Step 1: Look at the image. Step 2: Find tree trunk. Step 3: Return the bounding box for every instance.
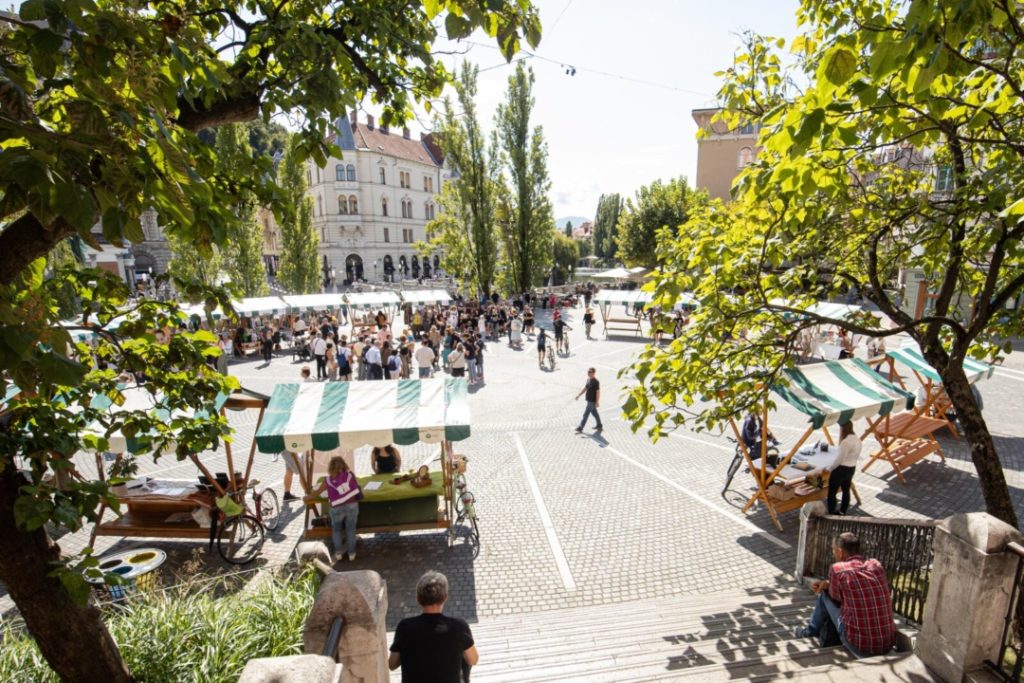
[939,363,1019,528]
[0,465,132,682]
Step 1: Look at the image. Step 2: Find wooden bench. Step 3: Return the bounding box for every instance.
[602,317,643,336]
[862,412,947,482]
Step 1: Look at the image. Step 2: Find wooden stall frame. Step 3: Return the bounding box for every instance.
[90,393,269,546]
[595,300,643,337]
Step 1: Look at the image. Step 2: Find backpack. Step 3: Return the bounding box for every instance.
[388,356,399,372]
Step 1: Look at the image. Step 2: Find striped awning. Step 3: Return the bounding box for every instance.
[84,387,228,454]
[401,289,453,305]
[179,303,225,321]
[232,296,289,316]
[343,291,401,310]
[887,344,994,385]
[773,358,915,429]
[593,289,652,305]
[282,293,346,312]
[255,377,471,453]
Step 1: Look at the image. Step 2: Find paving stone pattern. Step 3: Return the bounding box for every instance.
[3,305,1023,636]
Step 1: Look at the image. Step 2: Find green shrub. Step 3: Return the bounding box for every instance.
[0,570,319,683]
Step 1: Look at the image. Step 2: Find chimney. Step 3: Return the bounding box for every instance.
[366,114,374,130]
[403,127,410,140]
[349,110,357,125]
[380,124,389,135]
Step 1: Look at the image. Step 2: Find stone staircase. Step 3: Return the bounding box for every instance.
[388,587,941,682]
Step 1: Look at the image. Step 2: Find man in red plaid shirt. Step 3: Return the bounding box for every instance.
[795,532,896,657]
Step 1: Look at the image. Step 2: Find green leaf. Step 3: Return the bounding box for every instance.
[52,182,98,232]
[18,0,45,20]
[818,46,857,88]
[34,348,88,386]
[58,570,92,606]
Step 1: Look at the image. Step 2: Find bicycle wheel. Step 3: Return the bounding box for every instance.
[547,350,555,371]
[723,452,743,495]
[217,515,264,564]
[259,488,281,531]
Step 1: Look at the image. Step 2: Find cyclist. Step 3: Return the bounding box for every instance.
[741,411,778,462]
[536,328,548,367]
[553,316,571,353]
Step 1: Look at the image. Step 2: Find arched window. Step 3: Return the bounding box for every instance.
[346,164,356,181]
[335,164,344,181]
[737,146,755,168]
[349,196,358,214]
[317,195,323,216]
[379,167,386,184]
[433,255,440,271]
[316,167,321,184]
[307,168,312,185]
[338,196,347,214]
[411,255,420,278]
[407,201,414,219]
[381,197,388,217]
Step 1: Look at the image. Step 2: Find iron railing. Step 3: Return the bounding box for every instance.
[986,542,1024,682]
[805,515,935,625]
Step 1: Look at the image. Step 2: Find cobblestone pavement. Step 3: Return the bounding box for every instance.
[4,305,1024,630]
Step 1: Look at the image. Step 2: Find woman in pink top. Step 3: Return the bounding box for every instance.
[307,456,361,562]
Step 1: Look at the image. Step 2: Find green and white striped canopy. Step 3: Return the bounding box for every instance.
[84,387,228,454]
[773,358,915,429]
[401,289,453,305]
[343,292,401,310]
[233,296,289,317]
[179,302,225,321]
[255,377,471,454]
[282,293,346,312]
[887,344,994,385]
[593,289,652,305]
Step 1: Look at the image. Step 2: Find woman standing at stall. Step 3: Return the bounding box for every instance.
[371,445,402,474]
[306,456,361,562]
[826,421,862,515]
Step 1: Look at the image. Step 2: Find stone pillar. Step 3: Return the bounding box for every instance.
[304,570,389,683]
[795,501,827,582]
[916,513,1024,682]
[238,654,337,683]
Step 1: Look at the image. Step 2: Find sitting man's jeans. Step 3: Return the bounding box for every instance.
[805,591,870,658]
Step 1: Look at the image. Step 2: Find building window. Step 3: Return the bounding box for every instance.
[346,164,356,181]
[336,164,344,181]
[381,197,388,216]
[935,164,954,193]
[316,167,321,184]
[307,168,312,185]
[349,196,358,214]
[317,195,323,216]
[338,196,348,214]
[737,147,755,168]
[738,122,758,135]
[402,228,414,243]
[383,227,390,243]
[424,202,435,220]
[423,176,429,192]
[379,167,386,184]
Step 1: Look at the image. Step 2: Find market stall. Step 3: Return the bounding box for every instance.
[343,291,401,328]
[592,289,651,336]
[253,377,470,539]
[89,387,270,562]
[282,293,347,315]
[731,358,916,530]
[400,289,453,306]
[859,344,994,480]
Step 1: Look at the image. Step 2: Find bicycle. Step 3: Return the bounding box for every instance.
[723,436,780,495]
[545,343,556,371]
[216,479,280,564]
[557,331,570,356]
[449,456,479,557]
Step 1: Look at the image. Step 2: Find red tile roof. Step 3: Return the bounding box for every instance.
[352,123,441,167]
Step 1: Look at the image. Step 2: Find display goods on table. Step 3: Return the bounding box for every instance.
[731,358,915,530]
[592,289,651,337]
[254,377,471,540]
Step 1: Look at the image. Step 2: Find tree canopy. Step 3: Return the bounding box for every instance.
[275,135,321,295]
[592,193,621,260]
[614,178,706,269]
[623,0,1024,528]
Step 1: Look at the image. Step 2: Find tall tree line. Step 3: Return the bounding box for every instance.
[276,136,321,294]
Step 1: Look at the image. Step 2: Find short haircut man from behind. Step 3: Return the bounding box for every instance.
[417,570,448,607]
[835,532,860,556]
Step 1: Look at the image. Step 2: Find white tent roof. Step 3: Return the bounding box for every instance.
[401,289,453,305]
[282,293,346,312]
[593,289,653,305]
[344,291,401,309]
[592,267,633,280]
[233,296,289,316]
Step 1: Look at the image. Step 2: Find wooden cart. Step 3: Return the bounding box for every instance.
[253,377,471,543]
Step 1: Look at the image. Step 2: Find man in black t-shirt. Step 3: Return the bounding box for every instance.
[574,367,603,433]
[389,571,478,683]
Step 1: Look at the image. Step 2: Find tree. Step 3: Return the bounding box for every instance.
[168,230,224,290]
[623,0,1024,528]
[592,193,622,259]
[614,178,706,268]
[424,64,498,296]
[495,64,555,293]
[552,231,579,285]
[0,2,541,680]
[564,220,573,237]
[276,136,321,295]
[215,124,268,297]
[46,240,81,320]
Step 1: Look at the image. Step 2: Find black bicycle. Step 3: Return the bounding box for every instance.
[723,436,780,495]
[216,479,280,564]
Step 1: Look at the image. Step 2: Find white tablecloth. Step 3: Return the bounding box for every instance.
[752,444,840,482]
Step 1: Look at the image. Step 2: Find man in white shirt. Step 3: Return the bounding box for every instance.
[414,340,436,379]
[311,333,328,380]
[293,317,308,334]
[365,340,383,380]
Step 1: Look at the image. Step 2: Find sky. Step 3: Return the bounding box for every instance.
[363,0,804,221]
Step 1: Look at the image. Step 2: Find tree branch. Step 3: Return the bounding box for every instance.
[0,214,75,288]
[174,91,261,132]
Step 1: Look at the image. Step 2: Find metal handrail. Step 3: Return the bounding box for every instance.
[986,543,1024,681]
[321,616,345,660]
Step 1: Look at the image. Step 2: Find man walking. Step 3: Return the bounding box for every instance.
[311,331,328,380]
[575,367,603,433]
[794,532,895,658]
[365,339,383,380]
[390,571,478,682]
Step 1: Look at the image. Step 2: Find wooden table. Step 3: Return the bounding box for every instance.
[94,479,213,540]
[748,446,861,520]
[862,412,947,483]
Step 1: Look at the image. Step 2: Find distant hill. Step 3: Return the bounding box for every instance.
[556,216,590,229]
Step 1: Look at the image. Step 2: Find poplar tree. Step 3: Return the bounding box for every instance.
[276,137,321,294]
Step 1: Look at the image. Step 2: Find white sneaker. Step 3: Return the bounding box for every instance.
[347,552,356,561]
[332,552,343,562]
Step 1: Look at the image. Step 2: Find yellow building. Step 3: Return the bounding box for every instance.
[691,108,759,202]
